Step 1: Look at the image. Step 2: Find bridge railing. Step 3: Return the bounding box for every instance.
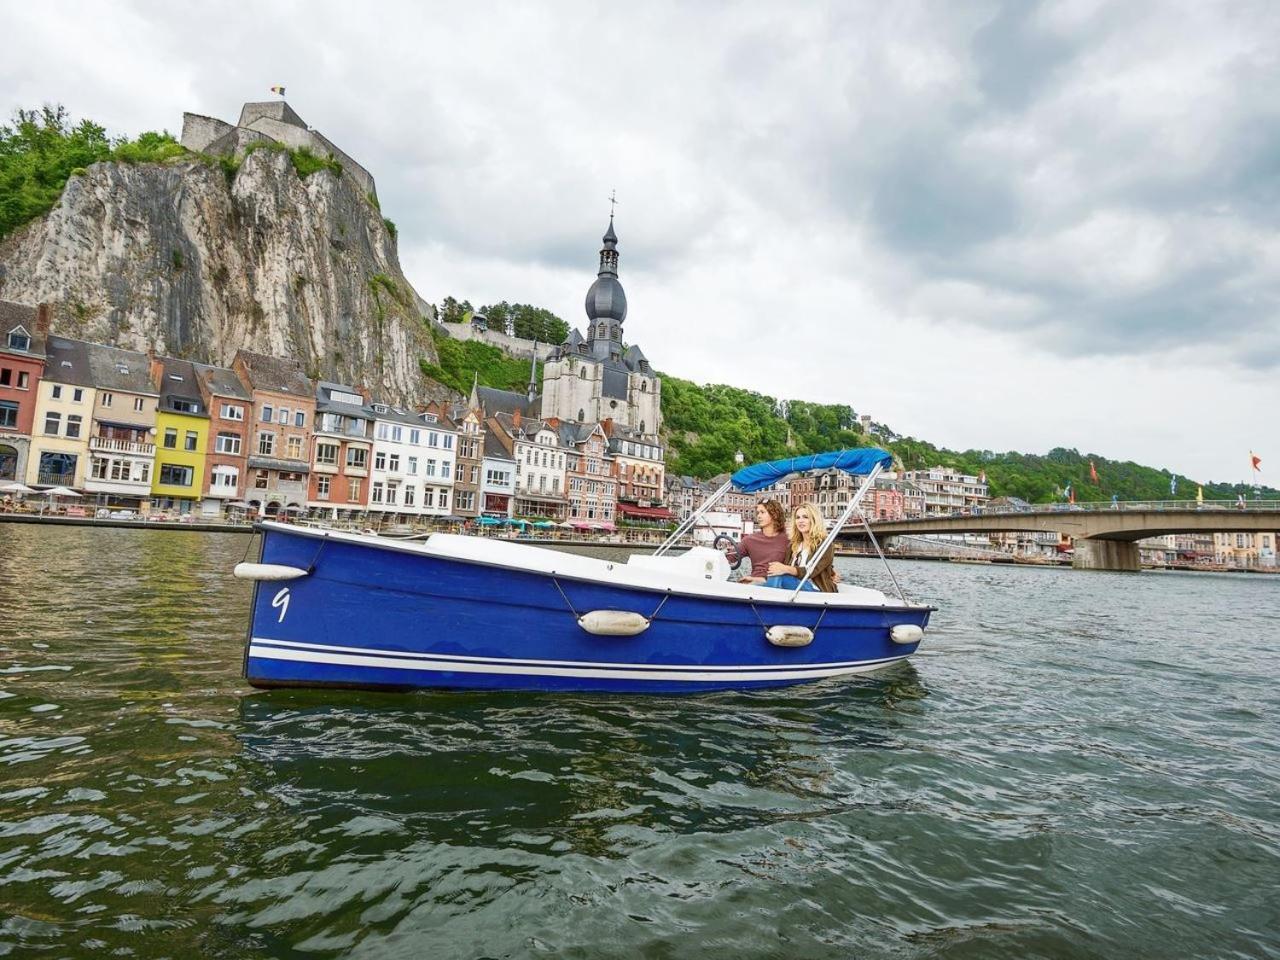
[859,498,1280,524]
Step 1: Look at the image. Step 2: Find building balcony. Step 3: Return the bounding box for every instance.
[313,461,339,475]
[90,435,155,456]
[37,470,78,486]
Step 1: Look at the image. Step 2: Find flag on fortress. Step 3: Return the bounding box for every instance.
[1251,451,1262,471]
[1089,460,1098,482]
[979,470,986,484]
[270,85,286,96]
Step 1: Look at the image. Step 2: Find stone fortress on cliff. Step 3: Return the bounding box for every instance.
[179,100,377,200]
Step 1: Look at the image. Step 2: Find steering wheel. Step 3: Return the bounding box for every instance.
[712,533,744,571]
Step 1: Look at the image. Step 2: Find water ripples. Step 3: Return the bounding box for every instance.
[1,526,1278,957]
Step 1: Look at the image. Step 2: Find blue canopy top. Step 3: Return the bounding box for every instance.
[730,448,894,493]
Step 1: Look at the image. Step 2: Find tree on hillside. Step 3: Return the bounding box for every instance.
[436,296,474,324]
[0,105,182,240]
[479,301,569,344]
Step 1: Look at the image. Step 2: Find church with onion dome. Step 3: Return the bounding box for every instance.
[539,217,662,439]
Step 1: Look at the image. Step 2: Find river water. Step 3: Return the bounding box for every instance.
[0,525,1276,959]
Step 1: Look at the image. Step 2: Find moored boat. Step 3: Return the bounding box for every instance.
[238,449,935,693]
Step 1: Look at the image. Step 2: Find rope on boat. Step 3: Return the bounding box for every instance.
[554,579,673,636]
[304,537,327,574]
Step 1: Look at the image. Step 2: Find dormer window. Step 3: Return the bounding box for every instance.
[6,327,31,352]
[372,403,389,414]
[422,413,438,423]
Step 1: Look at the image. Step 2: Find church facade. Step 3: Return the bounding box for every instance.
[539,219,662,438]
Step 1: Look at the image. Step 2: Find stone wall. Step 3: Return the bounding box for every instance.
[180,105,379,201]
[180,114,235,153]
[439,322,556,361]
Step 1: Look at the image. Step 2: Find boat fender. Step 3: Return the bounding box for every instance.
[577,610,651,637]
[233,563,310,581]
[890,624,924,645]
[766,625,814,648]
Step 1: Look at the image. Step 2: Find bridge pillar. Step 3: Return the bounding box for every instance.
[1073,539,1141,572]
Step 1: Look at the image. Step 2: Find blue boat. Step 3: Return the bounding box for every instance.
[238,449,934,693]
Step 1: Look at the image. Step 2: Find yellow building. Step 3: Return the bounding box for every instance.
[149,358,210,514]
[25,336,95,488]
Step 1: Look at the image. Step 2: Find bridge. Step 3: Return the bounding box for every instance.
[853,500,1280,571]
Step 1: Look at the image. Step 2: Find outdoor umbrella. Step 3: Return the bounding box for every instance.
[477,516,503,526]
[533,520,555,528]
[0,481,35,494]
[44,486,82,498]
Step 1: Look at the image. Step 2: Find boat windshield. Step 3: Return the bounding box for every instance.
[730,448,893,493]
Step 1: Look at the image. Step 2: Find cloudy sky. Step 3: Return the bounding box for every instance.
[3,1,1277,484]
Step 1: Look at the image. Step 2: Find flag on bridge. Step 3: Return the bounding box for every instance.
[1251,451,1262,472]
[1090,461,1099,483]
[1196,486,1204,504]
[1170,476,1177,496]
[1064,483,1074,504]
[979,470,986,484]
[270,85,286,97]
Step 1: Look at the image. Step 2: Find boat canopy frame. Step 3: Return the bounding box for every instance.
[654,448,907,603]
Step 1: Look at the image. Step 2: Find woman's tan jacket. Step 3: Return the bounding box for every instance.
[790,542,838,593]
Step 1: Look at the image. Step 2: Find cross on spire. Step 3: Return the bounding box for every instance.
[608,189,618,219]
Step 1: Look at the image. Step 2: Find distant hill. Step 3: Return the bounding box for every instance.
[423,328,1277,502]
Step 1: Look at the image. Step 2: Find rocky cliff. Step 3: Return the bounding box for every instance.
[0,149,440,403]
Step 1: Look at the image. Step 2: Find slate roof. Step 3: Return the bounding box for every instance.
[234,350,313,397]
[482,430,515,462]
[155,358,207,415]
[0,300,46,358]
[83,342,156,394]
[474,385,537,418]
[313,380,372,420]
[192,361,251,400]
[553,419,602,449]
[368,400,456,431]
[41,336,94,387]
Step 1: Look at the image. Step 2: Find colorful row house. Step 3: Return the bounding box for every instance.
[0,302,47,485]
[368,403,457,519]
[479,431,517,518]
[28,336,97,489]
[149,357,210,514]
[488,411,569,520]
[85,343,159,509]
[309,381,373,519]
[196,362,253,513]
[233,352,315,518]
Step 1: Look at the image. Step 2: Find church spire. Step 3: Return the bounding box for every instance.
[598,215,619,278]
[527,343,539,402]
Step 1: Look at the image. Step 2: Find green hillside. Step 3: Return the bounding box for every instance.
[420,331,1275,503]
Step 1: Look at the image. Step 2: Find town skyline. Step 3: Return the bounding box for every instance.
[1,2,1276,483]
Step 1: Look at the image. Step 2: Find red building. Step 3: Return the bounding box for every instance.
[195,362,253,515]
[0,301,48,484]
[308,381,373,519]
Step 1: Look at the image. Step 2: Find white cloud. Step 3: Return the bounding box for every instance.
[1,0,1277,483]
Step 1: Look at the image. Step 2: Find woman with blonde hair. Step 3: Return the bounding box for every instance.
[766,502,838,592]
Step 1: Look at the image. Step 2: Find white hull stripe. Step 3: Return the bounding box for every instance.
[250,636,909,674]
